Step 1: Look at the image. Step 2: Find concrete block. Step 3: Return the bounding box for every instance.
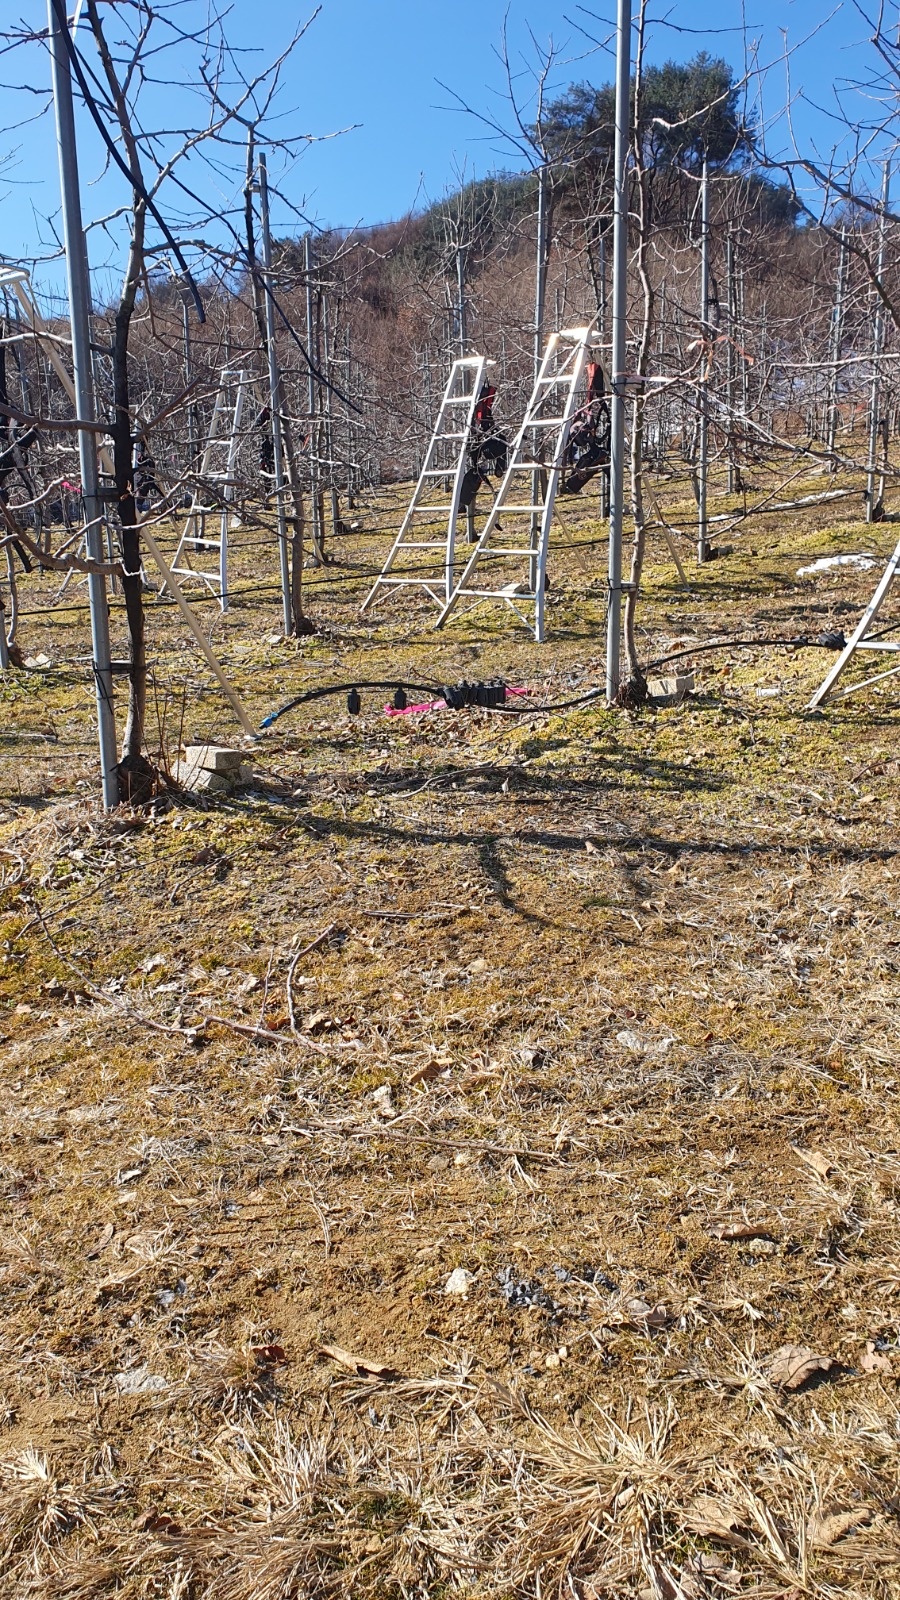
[183,745,246,774]
[175,745,252,792]
[647,672,694,707]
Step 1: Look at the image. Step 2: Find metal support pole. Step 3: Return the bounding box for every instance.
[454,245,476,540]
[599,225,611,517]
[304,233,324,563]
[739,263,749,425]
[534,166,548,383]
[697,157,710,562]
[867,165,890,521]
[532,164,549,542]
[606,0,630,705]
[825,227,848,462]
[48,0,118,809]
[182,295,198,475]
[456,245,467,357]
[725,228,737,494]
[258,153,293,636]
[321,292,341,541]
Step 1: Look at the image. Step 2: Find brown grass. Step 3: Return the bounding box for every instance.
[0,468,898,1596]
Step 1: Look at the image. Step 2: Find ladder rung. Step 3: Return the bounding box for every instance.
[495,504,545,514]
[410,504,453,513]
[396,540,448,549]
[525,416,568,427]
[421,468,458,477]
[377,578,444,589]
[444,396,475,405]
[458,587,536,600]
[477,547,536,557]
[433,432,467,442]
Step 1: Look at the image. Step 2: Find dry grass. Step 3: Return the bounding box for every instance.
[0,467,898,1596]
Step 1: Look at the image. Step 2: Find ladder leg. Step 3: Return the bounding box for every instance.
[363,356,488,614]
[808,533,900,707]
[437,330,593,635]
[220,507,229,611]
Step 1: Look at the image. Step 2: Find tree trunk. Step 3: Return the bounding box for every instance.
[113,293,146,761]
[621,1,654,701]
[87,1,151,792]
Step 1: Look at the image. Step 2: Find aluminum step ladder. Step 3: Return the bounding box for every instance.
[808,533,900,706]
[435,327,599,642]
[168,367,249,610]
[360,355,491,612]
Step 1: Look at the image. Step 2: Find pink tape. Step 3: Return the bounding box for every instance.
[384,698,446,717]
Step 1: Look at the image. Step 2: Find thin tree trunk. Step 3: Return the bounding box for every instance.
[87,0,148,774]
[622,0,654,697]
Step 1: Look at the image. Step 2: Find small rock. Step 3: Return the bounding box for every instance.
[113,1365,168,1395]
[444,1268,475,1297]
[371,1083,395,1118]
[115,1165,145,1186]
[616,1029,644,1053]
[426,1154,450,1173]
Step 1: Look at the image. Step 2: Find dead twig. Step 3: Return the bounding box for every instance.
[286,924,337,1033]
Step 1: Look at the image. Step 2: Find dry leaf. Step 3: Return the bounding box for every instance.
[133,1506,180,1534]
[408,1061,445,1085]
[711,1221,775,1241]
[769,1343,835,1390]
[792,1145,833,1179]
[85,1222,115,1260]
[304,1010,331,1034]
[860,1340,894,1376]
[250,1343,287,1365]
[623,1297,668,1328]
[807,1507,871,1547]
[318,1343,397,1379]
[684,1494,746,1543]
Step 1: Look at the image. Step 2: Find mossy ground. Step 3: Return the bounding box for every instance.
[0,466,898,1596]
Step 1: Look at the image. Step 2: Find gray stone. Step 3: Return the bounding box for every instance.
[175,745,252,793]
[183,744,246,774]
[647,672,694,706]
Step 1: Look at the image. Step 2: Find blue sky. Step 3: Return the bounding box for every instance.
[0,0,890,304]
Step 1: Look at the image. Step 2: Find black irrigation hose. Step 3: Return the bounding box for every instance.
[260,679,443,728]
[646,633,851,671]
[461,632,852,719]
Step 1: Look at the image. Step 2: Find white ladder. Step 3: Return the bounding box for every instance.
[169,367,249,610]
[808,534,900,707]
[435,327,598,642]
[360,355,491,612]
